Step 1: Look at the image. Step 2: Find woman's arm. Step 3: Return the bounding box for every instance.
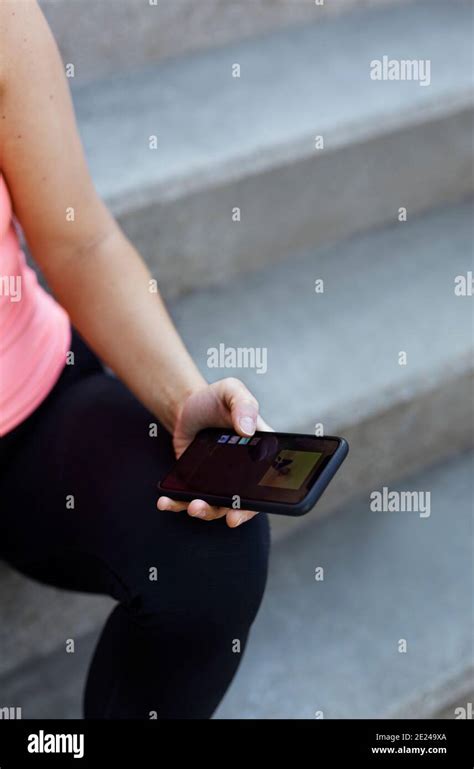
[0,1,270,527]
[0,0,207,433]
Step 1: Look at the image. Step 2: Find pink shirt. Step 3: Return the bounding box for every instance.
[0,173,71,436]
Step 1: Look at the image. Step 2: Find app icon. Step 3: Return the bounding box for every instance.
[228,436,240,444]
[239,437,251,445]
[218,434,230,443]
[250,437,261,446]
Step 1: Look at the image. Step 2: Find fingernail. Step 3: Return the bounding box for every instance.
[235,514,245,526]
[191,508,206,518]
[239,416,255,436]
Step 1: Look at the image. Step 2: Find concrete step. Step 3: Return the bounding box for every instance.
[214,451,474,718]
[70,0,473,297]
[1,451,471,718]
[2,199,471,683]
[40,0,409,85]
[169,200,474,537]
[0,563,113,680]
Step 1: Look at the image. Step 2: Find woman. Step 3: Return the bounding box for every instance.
[0,1,270,718]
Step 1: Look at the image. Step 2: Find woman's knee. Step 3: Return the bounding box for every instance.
[127,511,271,636]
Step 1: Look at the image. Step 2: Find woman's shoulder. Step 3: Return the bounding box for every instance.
[0,1,48,83]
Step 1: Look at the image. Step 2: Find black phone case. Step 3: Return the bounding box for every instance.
[157,433,349,516]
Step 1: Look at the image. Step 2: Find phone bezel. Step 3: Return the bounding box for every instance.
[157,429,349,516]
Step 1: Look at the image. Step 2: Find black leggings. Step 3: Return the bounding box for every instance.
[0,329,270,719]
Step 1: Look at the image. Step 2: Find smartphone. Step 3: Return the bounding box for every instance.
[157,428,349,516]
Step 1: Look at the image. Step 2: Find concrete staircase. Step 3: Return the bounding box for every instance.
[1,0,472,718]
[67,0,473,297]
[1,452,472,718]
[215,452,474,719]
[41,0,412,85]
[170,200,474,541]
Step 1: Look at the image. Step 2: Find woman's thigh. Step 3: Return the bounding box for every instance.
[0,371,271,628]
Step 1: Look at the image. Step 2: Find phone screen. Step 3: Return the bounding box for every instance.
[160,429,341,505]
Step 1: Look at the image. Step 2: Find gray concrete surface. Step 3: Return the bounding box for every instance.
[0,566,113,680]
[70,0,473,296]
[1,0,471,718]
[435,694,474,720]
[1,452,471,719]
[0,628,100,719]
[40,0,411,85]
[2,200,472,679]
[170,200,474,537]
[215,451,474,718]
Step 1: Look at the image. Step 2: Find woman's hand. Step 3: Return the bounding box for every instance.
[157,377,273,527]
